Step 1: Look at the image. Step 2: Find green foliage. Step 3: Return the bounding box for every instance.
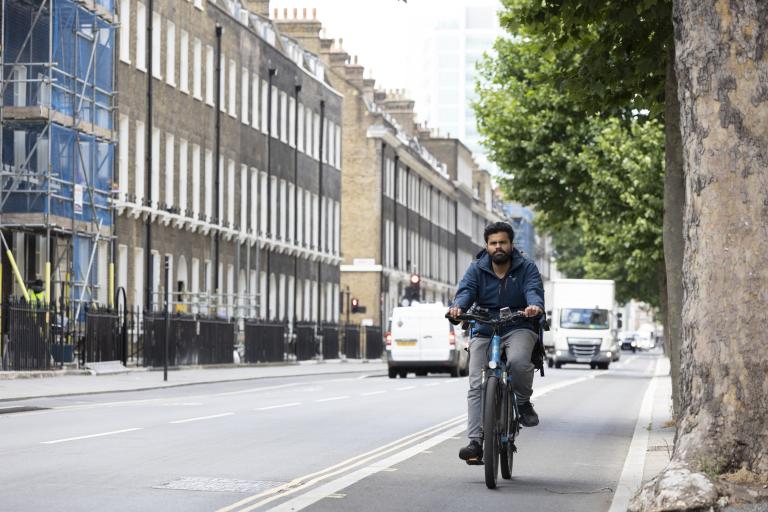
[475,26,665,306]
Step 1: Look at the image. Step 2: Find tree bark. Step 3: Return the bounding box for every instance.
[674,0,768,475]
[663,41,685,420]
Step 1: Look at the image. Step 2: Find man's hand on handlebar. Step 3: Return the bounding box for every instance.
[448,306,463,319]
[522,305,543,318]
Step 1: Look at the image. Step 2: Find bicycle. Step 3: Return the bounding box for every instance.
[447,307,530,489]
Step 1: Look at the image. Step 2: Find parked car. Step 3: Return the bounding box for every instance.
[386,303,469,378]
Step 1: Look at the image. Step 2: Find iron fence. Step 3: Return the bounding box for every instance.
[142,313,235,368]
[365,326,384,360]
[322,325,340,360]
[294,322,317,361]
[82,306,121,364]
[244,321,285,363]
[1,300,53,371]
[343,325,361,359]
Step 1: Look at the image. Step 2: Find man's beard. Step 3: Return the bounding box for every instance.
[492,250,511,264]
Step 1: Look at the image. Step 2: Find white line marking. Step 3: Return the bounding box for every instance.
[41,428,143,445]
[608,357,664,512]
[169,412,234,424]
[215,415,466,512]
[395,386,415,391]
[360,391,386,397]
[314,396,350,403]
[256,403,301,411]
[266,423,468,512]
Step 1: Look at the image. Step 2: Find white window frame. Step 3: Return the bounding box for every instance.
[241,68,249,124]
[118,115,129,201]
[151,11,161,79]
[205,45,214,105]
[119,0,131,64]
[227,159,235,227]
[259,171,268,235]
[202,149,211,220]
[240,164,248,232]
[219,55,226,112]
[269,176,277,237]
[135,2,146,72]
[150,127,160,208]
[164,132,174,208]
[165,20,175,86]
[179,139,188,214]
[191,144,201,218]
[280,91,288,143]
[287,182,295,242]
[192,38,202,100]
[228,59,236,117]
[250,168,258,233]
[335,124,341,168]
[260,80,268,133]
[133,121,147,206]
[279,179,287,241]
[179,30,189,93]
[251,74,259,130]
[297,102,304,153]
[270,86,278,137]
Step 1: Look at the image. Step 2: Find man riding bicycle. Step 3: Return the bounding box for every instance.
[448,222,545,462]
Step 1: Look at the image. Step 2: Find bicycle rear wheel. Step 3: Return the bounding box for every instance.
[483,376,500,489]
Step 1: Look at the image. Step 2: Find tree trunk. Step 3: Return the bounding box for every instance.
[674,0,768,476]
[663,41,685,421]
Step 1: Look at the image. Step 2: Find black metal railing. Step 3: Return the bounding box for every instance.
[1,300,53,371]
[365,326,384,360]
[142,312,235,368]
[322,324,340,360]
[294,322,317,361]
[343,325,361,359]
[82,306,121,364]
[244,321,285,363]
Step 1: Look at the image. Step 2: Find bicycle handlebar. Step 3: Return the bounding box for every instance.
[445,310,527,327]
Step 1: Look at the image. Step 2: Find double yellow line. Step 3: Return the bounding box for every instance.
[216,414,467,512]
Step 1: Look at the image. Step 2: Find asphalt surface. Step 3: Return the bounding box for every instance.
[0,352,660,512]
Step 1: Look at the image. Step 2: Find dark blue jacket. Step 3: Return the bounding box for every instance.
[451,248,545,337]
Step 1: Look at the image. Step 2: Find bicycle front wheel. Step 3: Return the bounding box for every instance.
[483,376,500,489]
[500,384,513,480]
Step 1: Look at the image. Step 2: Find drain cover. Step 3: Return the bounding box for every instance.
[0,406,49,415]
[155,477,284,494]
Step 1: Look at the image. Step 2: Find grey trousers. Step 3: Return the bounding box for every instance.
[467,328,538,441]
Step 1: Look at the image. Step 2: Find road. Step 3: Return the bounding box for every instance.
[0,352,660,511]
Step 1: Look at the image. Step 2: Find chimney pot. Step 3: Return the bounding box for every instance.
[293,8,297,18]
[312,7,317,19]
[273,7,278,18]
[283,7,288,18]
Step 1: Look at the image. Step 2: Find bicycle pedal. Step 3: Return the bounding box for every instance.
[465,458,483,466]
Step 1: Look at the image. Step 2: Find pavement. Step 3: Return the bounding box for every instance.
[0,359,387,402]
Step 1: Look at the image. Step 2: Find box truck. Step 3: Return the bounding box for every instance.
[544,279,619,369]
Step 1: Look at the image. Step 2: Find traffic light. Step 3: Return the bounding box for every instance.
[404,274,421,305]
[351,297,366,314]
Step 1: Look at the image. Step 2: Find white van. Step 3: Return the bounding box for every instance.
[386,303,469,378]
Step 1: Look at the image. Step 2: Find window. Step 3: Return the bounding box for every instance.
[227,159,235,227]
[297,103,304,152]
[119,0,130,63]
[327,122,334,166]
[322,119,329,163]
[240,164,247,231]
[178,139,188,213]
[219,55,226,112]
[133,121,147,205]
[118,244,128,297]
[241,68,249,124]
[280,91,288,143]
[151,127,160,208]
[334,201,340,255]
[165,21,175,86]
[259,171,267,235]
[228,59,236,117]
[135,2,146,71]
[279,179,287,240]
[287,182,295,242]
[164,133,174,208]
[193,0,203,10]
[118,115,129,201]
[269,176,277,236]
[251,74,259,130]
[205,46,214,105]
[313,111,320,159]
[218,157,224,222]
[335,125,341,168]
[250,168,258,233]
[191,144,200,217]
[304,190,312,247]
[296,187,304,245]
[259,271,267,318]
[192,38,202,99]
[151,12,161,79]
[260,80,268,133]
[288,97,296,147]
[305,106,313,156]
[202,150,211,220]
[270,86,278,136]
[133,247,144,310]
[179,30,189,93]
[312,193,319,249]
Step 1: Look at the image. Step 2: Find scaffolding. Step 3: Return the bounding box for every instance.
[0,0,116,312]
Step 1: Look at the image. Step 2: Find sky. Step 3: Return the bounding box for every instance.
[269,0,462,95]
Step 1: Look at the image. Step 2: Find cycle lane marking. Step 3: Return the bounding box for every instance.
[169,413,235,424]
[255,403,302,411]
[41,428,143,445]
[214,414,467,512]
